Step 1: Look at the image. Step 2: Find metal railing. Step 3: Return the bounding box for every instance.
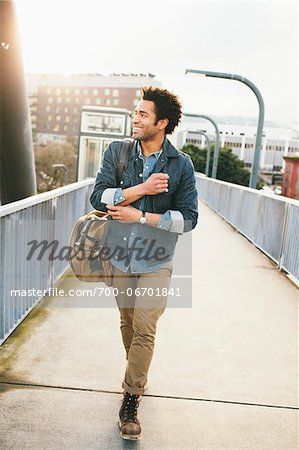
[0,175,298,345]
[196,173,299,285]
[0,180,94,344]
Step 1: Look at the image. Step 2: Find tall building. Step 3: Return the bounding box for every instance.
[26,73,161,143]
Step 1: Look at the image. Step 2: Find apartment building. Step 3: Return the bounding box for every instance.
[26,73,161,142]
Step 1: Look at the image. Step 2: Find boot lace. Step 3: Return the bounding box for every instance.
[123,393,140,423]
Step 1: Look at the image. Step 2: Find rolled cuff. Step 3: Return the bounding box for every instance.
[168,210,185,234]
[158,210,184,234]
[101,188,124,205]
[158,210,172,231]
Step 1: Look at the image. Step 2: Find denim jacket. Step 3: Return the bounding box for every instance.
[89,138,198,273]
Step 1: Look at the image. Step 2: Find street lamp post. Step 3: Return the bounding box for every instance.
[184,113,220,178]
[185,69,265,189]
[183,130,211,176]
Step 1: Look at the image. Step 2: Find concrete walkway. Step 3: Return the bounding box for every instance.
[0,200,298,449]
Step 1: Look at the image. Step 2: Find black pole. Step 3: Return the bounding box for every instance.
[0,0,36,205]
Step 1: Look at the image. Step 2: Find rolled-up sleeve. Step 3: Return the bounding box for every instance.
[101,187,125,205]
[158,210,184,234]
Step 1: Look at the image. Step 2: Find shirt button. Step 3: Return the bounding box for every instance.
[139,173,143,177]
[123,237,127,241]
[131,232,135,236]
[115,256,118,260]
[145,165,149,169]
[120,181,124,185]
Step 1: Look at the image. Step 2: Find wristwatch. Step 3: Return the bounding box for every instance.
[139,211,147,225]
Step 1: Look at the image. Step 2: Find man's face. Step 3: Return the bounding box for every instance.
[132,100,163,141]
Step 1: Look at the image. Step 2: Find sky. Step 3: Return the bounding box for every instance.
[15,1,298,126]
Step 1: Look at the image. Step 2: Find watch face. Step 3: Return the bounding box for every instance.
[140,217,146,224]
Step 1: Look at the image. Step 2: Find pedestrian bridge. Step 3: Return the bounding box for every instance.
[0,174,298,449]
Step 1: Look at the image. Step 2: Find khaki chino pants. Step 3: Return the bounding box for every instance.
[112,261,173,395]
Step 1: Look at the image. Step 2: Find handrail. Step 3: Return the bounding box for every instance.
[0,179,94,217]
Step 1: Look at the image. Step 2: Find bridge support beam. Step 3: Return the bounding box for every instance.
[0,0,36,205]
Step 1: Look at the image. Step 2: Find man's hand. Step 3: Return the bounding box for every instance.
[142,173,169,195]
[106,204,141,223]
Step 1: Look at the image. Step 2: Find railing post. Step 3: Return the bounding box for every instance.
[277,202,290,271]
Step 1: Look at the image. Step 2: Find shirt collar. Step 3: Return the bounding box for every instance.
[137,141,162,160]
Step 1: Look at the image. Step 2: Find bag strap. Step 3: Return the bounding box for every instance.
[116,139,134,185]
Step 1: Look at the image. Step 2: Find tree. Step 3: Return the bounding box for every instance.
[34,142,77,193]
[181,143,263,189]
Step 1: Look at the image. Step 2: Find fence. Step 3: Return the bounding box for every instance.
[0,180,94,344]
[1,175,298,345]
[196,173,299,285]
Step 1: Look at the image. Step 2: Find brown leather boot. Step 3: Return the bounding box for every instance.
[119,392,142,440]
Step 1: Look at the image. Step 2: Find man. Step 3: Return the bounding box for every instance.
[90,87,198,440]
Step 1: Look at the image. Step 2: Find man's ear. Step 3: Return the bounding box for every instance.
[158,118,169,131]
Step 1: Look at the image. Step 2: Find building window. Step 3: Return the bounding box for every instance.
[83,88,88,94]
[53,124,60,132]
[56,115,61,122]
[63,125,68,131]
[47,88,51,94]
[113,98,119,106]
[104,88,111,96]
[85,98,91,104]
[112,89,119,97]
[48,115,52,121]
[64,106,68,113]
[65,88,70,95]
[73,107,78,113]
[133,99,139,106]
[95,98,101,105]
[55,88,61,95]
[65,116,70,123]
[55,106,60,113]
[75,88,80,95]
[45,106,51,112]
[75,98,80,104]
[135,89,141,97]
[93,89,98,96]
[56,97,62,104]
[105,98,111,105]
[48,98,53,104]
[66,98,71,104]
